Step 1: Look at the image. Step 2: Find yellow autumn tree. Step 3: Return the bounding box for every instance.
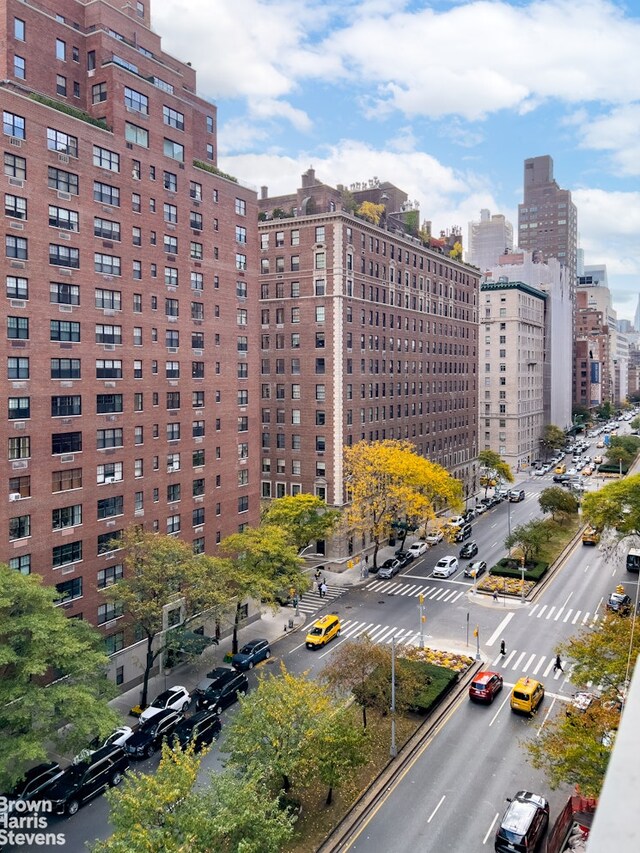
[357,201,385,225]
[343,440,463,567]
[449,240,463,260]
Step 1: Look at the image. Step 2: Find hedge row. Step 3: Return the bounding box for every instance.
[490,558,550,582]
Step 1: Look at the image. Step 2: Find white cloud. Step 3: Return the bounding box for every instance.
[247,97,312,132]
[574,188,640,280]
[578,105,640,176]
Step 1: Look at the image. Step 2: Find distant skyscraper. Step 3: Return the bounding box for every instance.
[518,156,578,283]
[467,209,513,271]
[634,295,640,332]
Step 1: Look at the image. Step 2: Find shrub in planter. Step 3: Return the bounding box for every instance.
[491,559,549,582]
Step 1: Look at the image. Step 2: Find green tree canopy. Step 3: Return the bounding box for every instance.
[0,565,119,791]
[320,636,390,728]
[538,486,579,521]
[261,494,339,553]
[477,449,514,495]
[504,519,549,563]
[582,473,640,538]
[539,425,566,459]
[311,710,369,805]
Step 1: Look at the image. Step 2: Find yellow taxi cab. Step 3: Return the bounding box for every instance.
[510,677,544,716]
[305,614,341,650]
[554,464,566,475]
[594,455,603,464]
[582,526,600,545]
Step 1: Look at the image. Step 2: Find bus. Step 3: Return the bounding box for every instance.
[626,548,640,573]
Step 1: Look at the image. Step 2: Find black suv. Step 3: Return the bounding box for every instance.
[195,670,248,713]
[495,791,549,853]
[5,762,63,804]
[172,708,221,751]
[194,666,236,696]
[42,745,129,816]
[124,708,182,760]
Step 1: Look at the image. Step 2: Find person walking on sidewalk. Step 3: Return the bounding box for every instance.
[553,654,564,673]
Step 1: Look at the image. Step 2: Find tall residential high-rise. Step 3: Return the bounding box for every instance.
[517,156,578,283]
[467,209,513,272]
[257,170,479,555]
[1,0,259,684]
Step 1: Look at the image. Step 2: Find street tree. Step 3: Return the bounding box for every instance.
[344,440,462,568]
[504,519,549,564]
[631,416,640,433]
[477,449,514,494]
[311,711,369,805]
[538,487,579,521]
[582,473,640,539]
[539,424,566,461]
[0,565,119,792]
[261,493,340,553]
[102,527,226,708]
[604,435,640,472]
[526,614,640,796]
[596,401,614,421]
[349,649,426,718]
[223,663,334,793]
[320,636,390,728]
[219,525,306,653]
[94,744,295,853]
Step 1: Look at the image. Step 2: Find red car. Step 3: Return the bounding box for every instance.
[469,671,503,704]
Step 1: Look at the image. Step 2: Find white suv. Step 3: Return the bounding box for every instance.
[407,541,429,557]
[139,685,191,723]
[432,556,459,578]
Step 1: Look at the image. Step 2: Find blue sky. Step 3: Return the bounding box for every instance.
[155,0,640,322]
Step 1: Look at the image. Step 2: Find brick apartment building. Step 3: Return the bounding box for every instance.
[258,171,479,557]
[1,0,259,682]
[574,290,610,410]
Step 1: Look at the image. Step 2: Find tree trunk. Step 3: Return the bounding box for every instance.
[399,530,407,550]
[232,602,241,655]
[361,703,367,730]
[326,785,333,806]
[140,634,154,709]
[373,540,380,569]
[282,773,291,793]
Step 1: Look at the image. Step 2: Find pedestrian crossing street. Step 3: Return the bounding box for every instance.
[365,578,467,605]
[489,647,573,682]
[336,618,422,647]
[527,602,600,627]
[295,584,347,615]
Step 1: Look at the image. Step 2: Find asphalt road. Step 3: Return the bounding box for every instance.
[16,433,631,851]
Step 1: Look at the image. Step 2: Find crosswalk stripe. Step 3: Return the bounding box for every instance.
[537,605,548,618]
[512,652,526,670]
[547,606,556,619]
[543,659,555,677]
[345,622,375,639]
[442,589,457,602]
[582,612,590,624]
[523,653,537,672]
[400,584,419,596]
[532,656,546,675]
[554,607,564,621]
[428,588,441,599]
[503,650,516,667]
[372,625,397,643]
[528,604,539,617]
[572,611,581,624]
[451,590,465,603]
[563,610,573,623]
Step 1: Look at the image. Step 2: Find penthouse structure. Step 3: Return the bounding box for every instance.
[258,170,479,556]
[1,0,259,681]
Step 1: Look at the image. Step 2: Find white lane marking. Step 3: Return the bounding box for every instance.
[563,610,574,623]
[427,795,446,823]
[451,590,465,603]
[483,813,500,846]
[584,563,590,573]
[543,658,555,677]
[373,626,398,643]
[442,589,457,602]
[347,622,375,639]
[486,612,514,647]
[582,612,590,624]
[523,653,537,672]
[572,611,581,624]
[537,605,548,618]
[546,606,556,620]
[533,656,546,676]
[502,650,516,667]
[528,604,539,617]
[489,693,511,727]
[512,652,526,670]
[537,696,556,738]
[400,585,419,596]
[428,588,440,599]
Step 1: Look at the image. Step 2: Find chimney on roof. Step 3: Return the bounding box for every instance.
[260,186,268,200]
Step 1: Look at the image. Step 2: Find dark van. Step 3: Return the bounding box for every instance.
[495,791,549,852]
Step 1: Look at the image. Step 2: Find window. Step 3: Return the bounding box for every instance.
[93,145,119,172]
[9,554,30,575]
[48,205,78,231]
[163,105,184,130]
[97,601,123,624]
[3,111,25,139]
[96,394,123,413]
[236,253,247,270]
[191,272,203,291]
[192,361,204,378]
[93,181,120,206]
[50,358,80,380]
[315,306,325,322]
[94,253,121,275]
[55,39,66,61]
[4,152,26,180]
[97,529,122,555]
[53,541,83,569]
[165,267,178,286]
[6,236,28,259]
[96,462,122,484]
[235,198,246,216]
[47,128,78,157]
[163,138,184,161]
[9,514,30,540]
[51,395,81,417]
[52,505,82,530]
[56,75,66,97]
[238,496,249,513]
[192,420,204,437]
[95,323,122,344]
[95,288,121,310]
[190,181,202,201]
[192,507,205,526]
[167,483,181,503]
[124,87,148,114]
[6,276,28,299]
[51,431,82,454]
[49,244,78,268]
[50,282,79,305]
[7,316,28,340]
[94,217,121,241]
[191,301,204,320]
[92,82,107,103]
[8,397,31,421]
[167,514,181,534]
[15,18,25,40]
[97,428,123,449]
[8,357,29,379]
[52,467,82,491]
[97,563,123,588]
[167,423,180,441]
[97,496,123,519]
[190,241,202,260]
[125,123,148,147]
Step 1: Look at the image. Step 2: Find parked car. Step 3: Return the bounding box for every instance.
[606,590,633,615]
[407,541,429,557]
[394,551,414,567]
[446,515,465,529]
[195,670,249,713]
[474,503,487,515]
[494,791,549,853]
[43,745,129,815]
[5,762,63,804]
[231,638,271,671]
[378,559,402,579]
[139,685,191,724]
[463,509,476,522]
[172,708,221,751]
[459,540,479,559]
[98,726,134,749]
[508,489,525,502]
[194,666,237,697]
[469,671,503,704]
[424,529,444,545]
[432,556,458,578]
[464,560,487,579]
[454,523,473,542]
[124,709,183,759]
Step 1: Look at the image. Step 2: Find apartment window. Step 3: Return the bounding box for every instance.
[95,253,121,275]
[51,432,82,454]
[191,272,203,291]
[97,564,123,589]
[165,329,179,347]
[95,359,122,379]
[96,394,123,413]
[133,360,143,379]
[96,462,122,485]
[51,394,81,417]
[190,211,203,231]
[167,514,181,534]
[315,306,325,322]
[163,170,177,191]
[92,83,107,103]
[97,428,123,449]
[235,225,247,244]
[7,316,28,340]
[95,288,122,311]
[9,554,31,575]
[190,181,202,201]
[125,123,148,147]
[163,138,184,162]
[48,205,78,231]
[48,168,79,196]
[7,357,29,379]
[236,253,247,270]
[94,217,121,241]
[9,397,30,419]
[316,384,326,402]
[163,105,184,130]
[52,504,82,530]
[15,18,25,40]
[9,436,30,461]
[52,467,82,491]
[50,282,79,306]
[235,198,246,216]
[4,154,26,182]
[6,276,28,299]
[47,128,78,157]
[167,423,180,441]
[97,496,123,519]
[5,235,28,261]
[53,541,83,569]
[93,146,120,172]
[55,39,66,61]
[95,324,122,344]
[164,234,178,254]
[192,390,205,408]
[97,530,123,555]
[49,244,80,268]
[56,75,67,97]
[97,601,123,623]
[93,181,120,206]
[190,242,203,260]
[124,87,148,114]
[3,111,25,139]
[192,420,204,437]
[192,361,204,379]
[166,391,180,409]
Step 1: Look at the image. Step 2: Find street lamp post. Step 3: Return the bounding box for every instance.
[507,498,511,540]
[520,555,526,604]
[390,635,397,757]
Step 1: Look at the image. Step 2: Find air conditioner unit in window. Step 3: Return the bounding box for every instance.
[104,476,116,484]
[9,492,21,501]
